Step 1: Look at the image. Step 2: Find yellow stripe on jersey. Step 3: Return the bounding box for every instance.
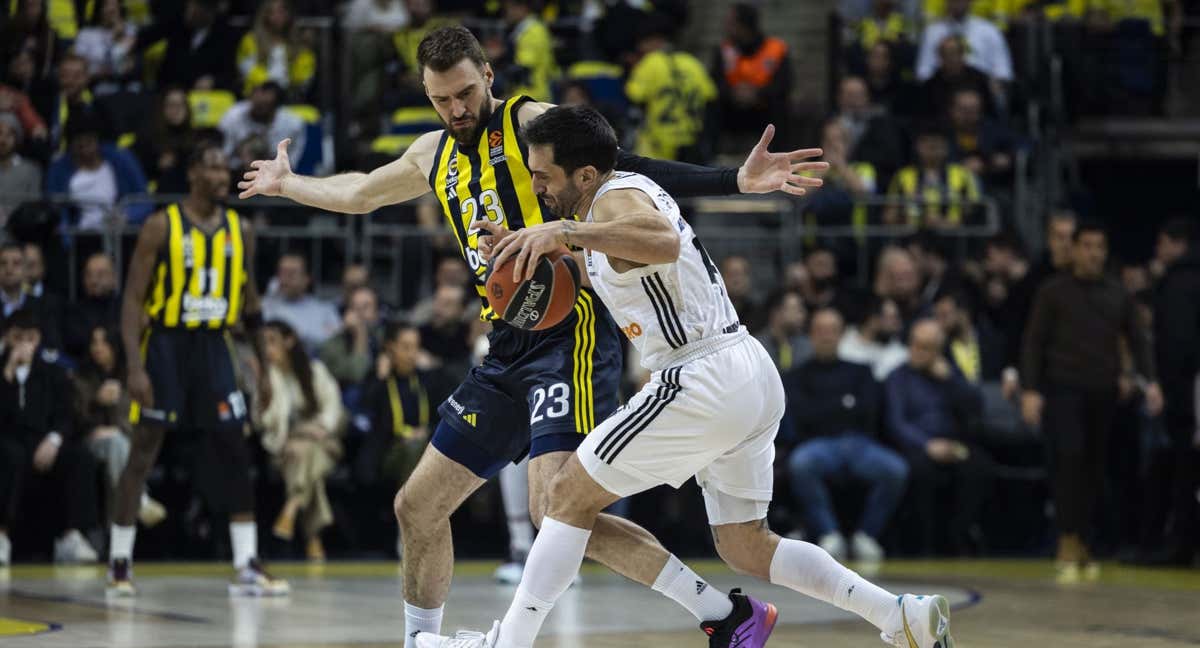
[224,210,245,327]
[146,264,166,320]
[572,290,596,433]
[501,100,545,227]
[185,226,207,329]
[163,205,186,327]
[207,228,227,330]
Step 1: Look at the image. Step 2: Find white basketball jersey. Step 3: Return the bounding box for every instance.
[583,172,743,371]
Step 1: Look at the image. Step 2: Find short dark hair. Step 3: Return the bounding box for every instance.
[278,252,309,273]
[1161,217,1197,244]
[5,307,39,333]
[522,105,618,175]
[1073,221,1108,242]
[187,140,225,169]
[417,25,489,73]
[384,319,419,344]
[732,3,760,30]
[0,242,22,258]
[763,288,804,317]
[985,230,1023,255]
[65,110,109,143]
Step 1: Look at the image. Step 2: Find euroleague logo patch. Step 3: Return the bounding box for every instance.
[488,130,504,148]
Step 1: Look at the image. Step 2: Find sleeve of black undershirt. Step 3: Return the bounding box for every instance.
[1020,281,1054,392]
[614,150,742,197]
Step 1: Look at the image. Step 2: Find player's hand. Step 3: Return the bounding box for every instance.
[238,139,293,199]
[489,221,568,283]
[128,367,154,409]
[1144,381,1164,417]
[736,125,828,197]
[1021,390,1043,428]
[472,219,514,261]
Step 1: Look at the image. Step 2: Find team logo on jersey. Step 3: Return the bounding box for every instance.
[488,130,506,164]
[620,322,643,340]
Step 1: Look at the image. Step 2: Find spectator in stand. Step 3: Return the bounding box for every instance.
[884,123,981,228]
[885,318,990,556]
[625,15,717,162]
[218,81,305,171]
[408,256,470,325]
[357,321,436,504]
[0,75,49,147]
[45,112,150,229]
[852,0,916,54]
[256,319,344,562]
[262,252,341,353]
[4,50,55,155]
[236,0,316,100]
[140,0,239,91]
[390,0,452,105]
[0,243,61,350]
[21,243,45,297]
[839,294,908,380]
[20,242,62,335]
[1149,217,1200,565]
[488,0,558,103]
[132,87,200,195]
[861,41,918,120]
[418,284,472,378]
[756,289,812,373]
[713,3,792,139]
[720,255,764,333]
[1021,222,1163,581]
[72,0,139,96]
[319,285,383,388]
[832,76,907,184]
[784,308,907,562]
[63,252,121,360]
[0,308,100,565]
[342,0,410,130]
[932,289,1003,384]
[38,54,112,153]
[0,115,42,224]
[72,326,165,528]
[804,119,877,236]
[916,0,1013,95]
[802,245,856,315]
[947,88,1015,189]
[338,262,371,311]
[919,35,997,119]
[906,231,956,304]
[972,232,1029,397]
[1,0,59,82]
[873,246,927,328]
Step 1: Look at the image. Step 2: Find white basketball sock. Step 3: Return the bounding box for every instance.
[769,538,900,633]
[651,554,734,622]
[499,460,533,560]
[110,524,136,561]
[230,521,256,569]
[404,601,444,648]
[497,517,590,648]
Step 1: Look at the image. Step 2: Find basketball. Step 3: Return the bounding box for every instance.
[485,249,581,331]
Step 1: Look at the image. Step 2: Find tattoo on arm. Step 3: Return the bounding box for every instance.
[561,219,578,248]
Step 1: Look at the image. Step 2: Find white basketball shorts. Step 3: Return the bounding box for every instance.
[577,334,785,525]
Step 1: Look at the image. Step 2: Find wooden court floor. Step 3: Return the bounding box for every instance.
[2,559,1199,647]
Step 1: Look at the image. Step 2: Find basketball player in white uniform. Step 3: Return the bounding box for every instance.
[417,106,955,648]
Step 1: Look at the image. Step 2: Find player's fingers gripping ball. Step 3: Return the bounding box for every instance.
[486,248,580,331]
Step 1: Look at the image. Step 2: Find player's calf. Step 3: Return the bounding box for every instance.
[711,519,780,580]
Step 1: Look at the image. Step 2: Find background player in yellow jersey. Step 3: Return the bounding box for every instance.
[238,26,825,648]
[108,143,288,597]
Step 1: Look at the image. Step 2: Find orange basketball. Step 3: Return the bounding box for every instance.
[485,249,581,331]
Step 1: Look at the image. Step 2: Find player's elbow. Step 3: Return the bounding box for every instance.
[645,230,680,265]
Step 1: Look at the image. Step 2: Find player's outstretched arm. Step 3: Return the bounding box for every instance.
[237,131,441,213]
[614,124,827,198]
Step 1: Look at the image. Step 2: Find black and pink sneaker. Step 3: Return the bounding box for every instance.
[700,588,779,648]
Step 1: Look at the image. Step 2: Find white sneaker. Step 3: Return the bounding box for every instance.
[818,532,848,561]
[415,620,499,648]
[881,594,954,648]
[229,558,290,596]
[54,530,99,564]
[852,531,885,562]
[493,561,524,584]
[0,531,10,565]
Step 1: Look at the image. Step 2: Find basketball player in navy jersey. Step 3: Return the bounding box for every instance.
[238,26,826,648]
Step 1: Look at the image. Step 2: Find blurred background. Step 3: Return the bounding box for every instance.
[0,0,1197,572]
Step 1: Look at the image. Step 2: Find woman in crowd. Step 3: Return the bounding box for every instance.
[72,0,139,95]
[236,0,316,100]
[132,87,198,194]
[256,320,344,561]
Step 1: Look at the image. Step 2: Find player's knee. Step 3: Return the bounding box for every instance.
[713,524,774,579]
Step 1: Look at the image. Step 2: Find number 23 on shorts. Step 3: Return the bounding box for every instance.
[530,382,570,424]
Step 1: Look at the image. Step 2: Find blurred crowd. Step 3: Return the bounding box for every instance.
[0,0,1196,570]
